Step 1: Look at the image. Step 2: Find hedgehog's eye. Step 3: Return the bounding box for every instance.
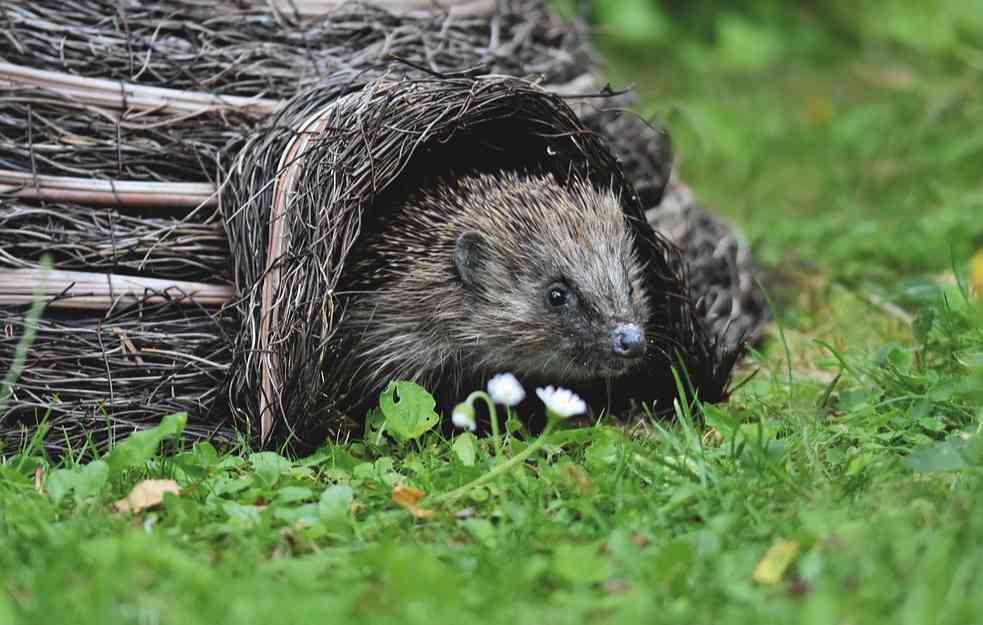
[546,283,569,308]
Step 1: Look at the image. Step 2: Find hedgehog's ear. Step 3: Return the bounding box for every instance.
[455,231,485,289]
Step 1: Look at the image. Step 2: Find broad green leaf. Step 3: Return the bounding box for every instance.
[163,491,202,529]
[319,485,353,522]
[274,486,315,505]
[76,461,110,500]
[274,503,320,527]
[104,412,187,477]
[45,469,74,505]
[378,381,439,441]
[223,501,263,527]
[45,461,109,505]
[903,437,975,473]
[205,475,251,497]
[192,442,220,467]
[298,445,360,470]
[249,452,292,488]
[173,441,221,481]
[452,432,477,466]
[352,463,376,481]
[45,469,77,506]
[374,457,395,475]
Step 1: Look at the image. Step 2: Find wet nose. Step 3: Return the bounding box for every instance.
[612,324,645,359]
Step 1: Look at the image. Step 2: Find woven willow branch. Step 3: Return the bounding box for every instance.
[0,268,233,310]
[0,63,280,116]
[0,171,218,209]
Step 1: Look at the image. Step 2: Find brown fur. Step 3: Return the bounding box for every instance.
[333,171,651,411]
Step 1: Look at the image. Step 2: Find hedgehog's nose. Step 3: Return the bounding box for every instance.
[612,324,645,359]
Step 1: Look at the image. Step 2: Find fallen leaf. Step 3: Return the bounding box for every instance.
[805,96,832,127]
[752,538,800,585]
[702,427,725,447]
[391,484,433,519]
[971,249,983,296]
[391,484,424,505]
[112,479,181,513]
[34,466,45,494]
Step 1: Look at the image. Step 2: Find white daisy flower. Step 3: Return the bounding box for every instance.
[451,403,476,432]
[486,373,526,406]
[535,386,586,419]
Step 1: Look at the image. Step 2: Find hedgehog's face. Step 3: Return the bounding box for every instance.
[513,234,651,381]
[533,267,650,381]
[454,193,651,383]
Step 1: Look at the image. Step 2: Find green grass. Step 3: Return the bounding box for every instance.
[3,4,983,624]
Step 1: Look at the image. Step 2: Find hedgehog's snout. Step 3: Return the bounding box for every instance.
[611,323,645,359]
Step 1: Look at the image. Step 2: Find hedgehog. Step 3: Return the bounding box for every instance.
[330,169,680,421]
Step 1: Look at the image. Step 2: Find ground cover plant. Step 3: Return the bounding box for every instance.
[2,2,983,623]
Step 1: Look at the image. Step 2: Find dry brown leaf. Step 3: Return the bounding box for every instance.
[971,249,983,296]
[752,539,800,585]
[391,484,433,519]
[391,484,425,506]
[112,479,181,513]
[805,96,832,127]
[34,466,45,494]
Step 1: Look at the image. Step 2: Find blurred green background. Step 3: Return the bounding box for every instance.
[556,0,983,315]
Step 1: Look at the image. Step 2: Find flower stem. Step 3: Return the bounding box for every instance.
[429,419,556,505]
[466,391,503,459]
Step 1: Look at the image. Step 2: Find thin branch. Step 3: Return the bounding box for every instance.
[0,171,218,209]
[0,268,233,309]
[0,63,280,116]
